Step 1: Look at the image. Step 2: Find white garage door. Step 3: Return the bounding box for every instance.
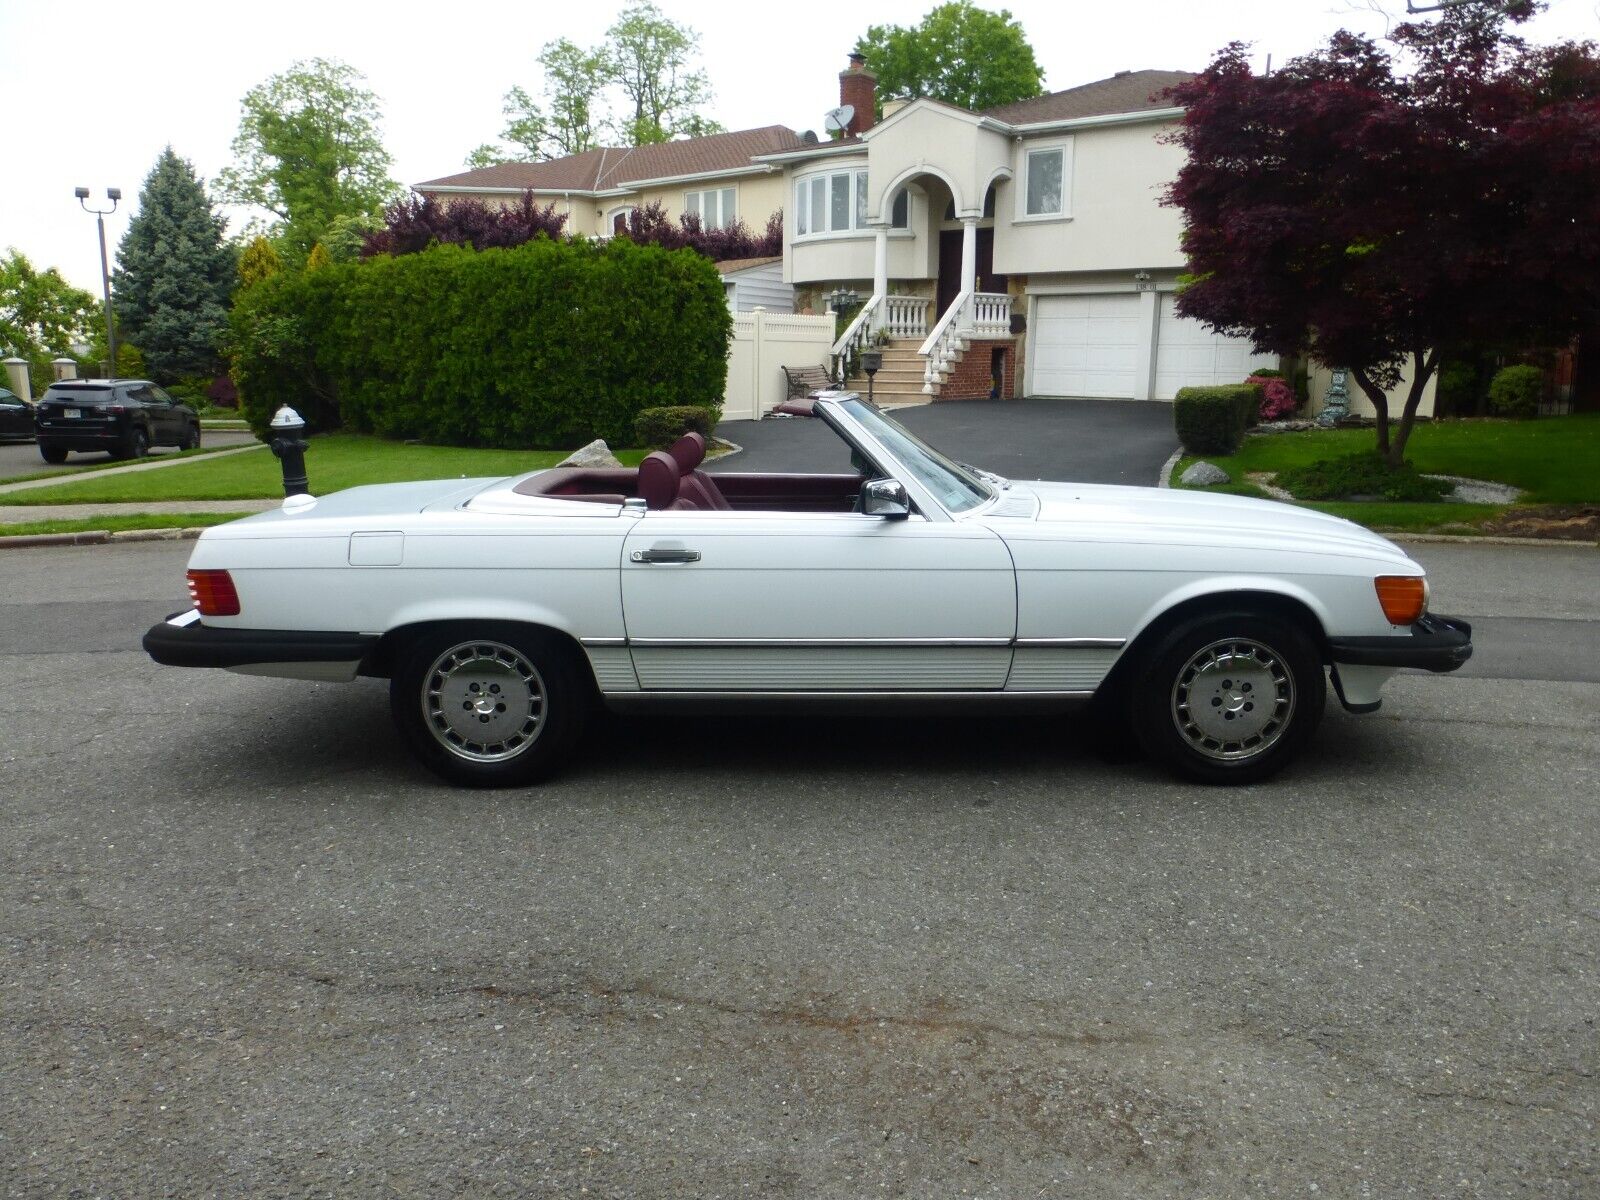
[1153,295,1276,400]
[1031,294,1141,398]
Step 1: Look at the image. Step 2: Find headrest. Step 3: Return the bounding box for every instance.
[668,431,707,473]
[636,451,681,509]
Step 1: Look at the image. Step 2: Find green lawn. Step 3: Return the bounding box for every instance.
[0,513,244,537]
[0,441,264,489]
[1175,414,1599,506]
[0,435,647,506]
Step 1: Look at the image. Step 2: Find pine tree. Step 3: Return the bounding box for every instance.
[304,242,332,272]
[113,147,235,381]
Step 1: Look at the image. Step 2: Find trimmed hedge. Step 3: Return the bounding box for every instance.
[635,404,720,449]
[1173,384,1260,455]
[1488,364,1542,419]
[229,237,732,449]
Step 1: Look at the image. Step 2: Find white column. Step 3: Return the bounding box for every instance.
[872,226,889,333]
[1132,287,1160,402]
[3,357,30,400]
[960,218,978,298]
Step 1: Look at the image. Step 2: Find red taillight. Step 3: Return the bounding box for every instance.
[187,569,240,616]
[107,404,125,414]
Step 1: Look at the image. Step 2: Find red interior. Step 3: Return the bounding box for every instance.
[512,467,861,512]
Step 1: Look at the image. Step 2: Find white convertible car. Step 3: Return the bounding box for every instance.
[145,394,1471,786]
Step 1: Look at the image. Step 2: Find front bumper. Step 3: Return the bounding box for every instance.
[144,611,377,675]
[1328,613,1474,673]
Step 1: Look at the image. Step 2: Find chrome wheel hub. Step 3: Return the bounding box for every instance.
[422,641,546,763]
[1172,638,1295,762]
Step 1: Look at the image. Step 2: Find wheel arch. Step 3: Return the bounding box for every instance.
[361,616,596,692]
[1098,582,1333,703]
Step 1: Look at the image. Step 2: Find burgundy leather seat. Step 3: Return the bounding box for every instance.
[668,433,731,510]
[636,451,684,510]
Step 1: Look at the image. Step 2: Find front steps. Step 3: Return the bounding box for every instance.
[841,339,935,406]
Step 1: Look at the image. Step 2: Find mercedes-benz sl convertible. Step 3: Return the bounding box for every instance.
[145,393,1472,786]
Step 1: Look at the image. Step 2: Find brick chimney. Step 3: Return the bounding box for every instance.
[839,52,876,136]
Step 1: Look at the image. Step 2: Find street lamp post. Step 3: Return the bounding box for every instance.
[75,186,120,378]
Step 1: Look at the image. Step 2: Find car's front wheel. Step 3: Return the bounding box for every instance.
[389,625,591,787]
[181,423,201,451]
[1130,612,1325,785]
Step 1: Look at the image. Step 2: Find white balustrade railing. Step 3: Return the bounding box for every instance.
[917,291,971,395]
[883,295,929,339]
[829,294,882,382]
[971,292,1012,336]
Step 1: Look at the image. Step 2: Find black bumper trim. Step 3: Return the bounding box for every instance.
[144,615,377,670]
[1328,614,1473,673]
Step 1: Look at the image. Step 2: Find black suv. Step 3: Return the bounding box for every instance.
[34,379,201,463]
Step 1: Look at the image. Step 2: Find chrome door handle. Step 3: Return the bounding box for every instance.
[631,547,701,564]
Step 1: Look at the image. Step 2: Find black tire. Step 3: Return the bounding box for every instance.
[1128,611,1325,785]
[389,624,592,787]
[116,426,150,460]
[39,444,68,465]
[181,423,201,451]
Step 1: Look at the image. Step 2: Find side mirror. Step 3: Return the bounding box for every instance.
[861,478,911,519]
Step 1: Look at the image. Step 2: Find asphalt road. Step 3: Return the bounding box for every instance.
[1,540,1595,1198]
[0,429,257,482]
[716,397,1179,486]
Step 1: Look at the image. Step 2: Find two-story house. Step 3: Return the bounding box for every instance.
[762,56,1279,404]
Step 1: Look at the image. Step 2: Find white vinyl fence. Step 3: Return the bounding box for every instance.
[722,308,835,421]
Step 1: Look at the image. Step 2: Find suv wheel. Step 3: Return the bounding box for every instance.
[119,427,150,460]
[39,444,68,465]
[181,423,201,451]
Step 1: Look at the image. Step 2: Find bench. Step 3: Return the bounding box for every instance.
[781,364,834,399]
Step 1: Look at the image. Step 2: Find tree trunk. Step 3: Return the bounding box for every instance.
[1351,367,1391,458]
[1388,348,1441,466]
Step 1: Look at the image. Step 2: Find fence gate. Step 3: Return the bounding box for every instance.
[723,308,834,421]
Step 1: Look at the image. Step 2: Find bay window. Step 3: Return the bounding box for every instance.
[796,168,907,236]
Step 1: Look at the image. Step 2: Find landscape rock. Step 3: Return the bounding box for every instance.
[556,439,623,469]
[1180,461,1232,487]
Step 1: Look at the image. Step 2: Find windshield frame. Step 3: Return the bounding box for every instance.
[815,394,995,520]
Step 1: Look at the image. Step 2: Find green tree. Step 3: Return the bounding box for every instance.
[112,147,235,382]
[218,58,399,260]
[237,236,283,290]
[305,242,333,272]
[503,37,614,159]
[855,1,1045,113]
[462,143,511,170]
[0,249,99,393]
[606,3,722,144]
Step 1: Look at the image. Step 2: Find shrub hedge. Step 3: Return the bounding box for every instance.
[1487,364,1542,419]
[1276,451,1450,502]
[229,238,732,449]
[1173,384,1260,455]
[635,404,720,448]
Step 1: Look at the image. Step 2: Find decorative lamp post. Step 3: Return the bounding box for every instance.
[74,186,121,377]
[860,348,882,406]
[1318,367,1352,427]
[269,405,310,497]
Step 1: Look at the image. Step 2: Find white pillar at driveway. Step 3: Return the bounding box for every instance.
[1133,287,1160,402]
[960,218,978,328]
[872,226,889,333]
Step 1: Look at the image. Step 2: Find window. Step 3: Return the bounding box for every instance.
[890,189,909,228]
[685,187,737,230]
[605,205,635,236]
[1024,146,1066,217]
[795,168,894,236]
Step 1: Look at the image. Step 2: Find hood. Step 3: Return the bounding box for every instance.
[1016,481,1413,565]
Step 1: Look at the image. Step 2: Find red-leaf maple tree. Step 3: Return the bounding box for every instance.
[1164,1,1600,464]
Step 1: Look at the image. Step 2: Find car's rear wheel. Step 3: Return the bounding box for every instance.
[116,427,149,460]
[39,444,68,464]
[389,626,591,787]
[1130,612,1325,785]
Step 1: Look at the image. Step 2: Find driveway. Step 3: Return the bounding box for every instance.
[714,397,1178,485]
[1,540,1595,1197]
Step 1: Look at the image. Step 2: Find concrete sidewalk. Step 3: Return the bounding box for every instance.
[0,499,277,525]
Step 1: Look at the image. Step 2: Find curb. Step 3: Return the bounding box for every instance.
[0,526,207,550]
[1157,448,1181,489]
[1388,532,1598,548]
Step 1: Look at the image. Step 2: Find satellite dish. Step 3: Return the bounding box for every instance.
[824,104,855,134]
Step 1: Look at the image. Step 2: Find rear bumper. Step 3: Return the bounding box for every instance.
[144,611,376,674]
[37,429,123,448]
[1328,614,1473,673]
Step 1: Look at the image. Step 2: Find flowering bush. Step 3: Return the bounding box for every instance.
[620,202,782,261]
[1248,373,1298,420]
[362,192,569,257]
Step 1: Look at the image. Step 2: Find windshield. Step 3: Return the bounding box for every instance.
[839,397,993,513]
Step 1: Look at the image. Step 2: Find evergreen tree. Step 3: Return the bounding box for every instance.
[237,236,283,290]
[113,147,235,380]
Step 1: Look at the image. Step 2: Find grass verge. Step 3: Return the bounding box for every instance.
[0,435,647,506]
[0,513,243,537]
[0,441,263,489]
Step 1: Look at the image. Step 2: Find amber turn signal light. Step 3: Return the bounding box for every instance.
[187,569,241,617]
[1374,576,1426,625]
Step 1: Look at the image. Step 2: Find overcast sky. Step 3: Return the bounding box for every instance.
[2,0,1594,293]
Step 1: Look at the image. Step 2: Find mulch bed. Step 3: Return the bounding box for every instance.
[1479,505,1600,542]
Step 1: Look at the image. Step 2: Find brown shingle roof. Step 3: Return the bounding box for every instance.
[714,256,782,275]
[417,126,808,193]
[982,70,1192,125]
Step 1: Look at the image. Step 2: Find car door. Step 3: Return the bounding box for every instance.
[619,507,1016,692]
[139,384,177,442]
[0,390,27,439]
